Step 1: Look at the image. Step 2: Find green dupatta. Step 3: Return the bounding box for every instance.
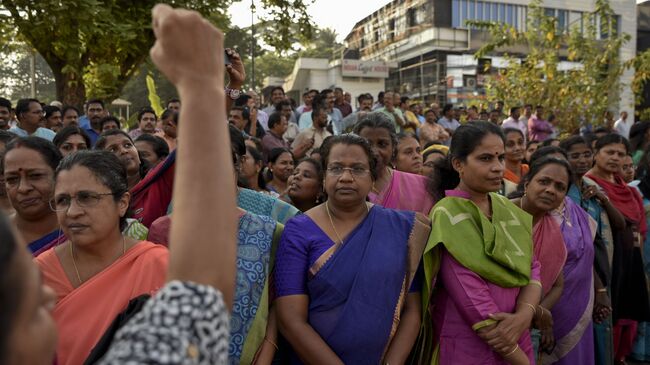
[410,192,533,364]
[429,192,533,286]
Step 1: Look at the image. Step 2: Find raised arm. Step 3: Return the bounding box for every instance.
[150,4,237,307]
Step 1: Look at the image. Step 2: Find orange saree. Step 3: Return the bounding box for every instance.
[504,164,530,184]
[35,241,168,365]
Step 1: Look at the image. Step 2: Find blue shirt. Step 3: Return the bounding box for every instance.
[78,115,91,129]
[85,127,100,146]
[9,126,56,141]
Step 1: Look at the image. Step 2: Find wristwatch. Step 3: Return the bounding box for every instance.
[225,87,241,100]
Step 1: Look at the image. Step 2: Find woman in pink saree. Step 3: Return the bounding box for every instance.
[354,113,435,215]
[416,122,541,365]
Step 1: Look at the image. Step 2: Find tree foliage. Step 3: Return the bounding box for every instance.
[0,0,313,107]
[629,49,650,120]
[222,24,341,90]
[468,0,629,133]
[0,45,56,101]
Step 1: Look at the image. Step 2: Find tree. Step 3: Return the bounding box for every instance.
[222,24,341,90]
[0,45,56,101]
[0,0,313,108]
[300,27,341,59]
[468,0,629,133]
[629,49,650,120]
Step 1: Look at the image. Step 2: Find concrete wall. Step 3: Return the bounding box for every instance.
[283,58,386,106]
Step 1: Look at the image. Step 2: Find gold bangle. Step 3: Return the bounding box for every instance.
[520,302,537,316]
[504,344,519,357]
[596,288,607,293]
[537,305,547,317]
[263,337,278,350]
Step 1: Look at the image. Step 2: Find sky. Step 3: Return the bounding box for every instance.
[227,0,393,42]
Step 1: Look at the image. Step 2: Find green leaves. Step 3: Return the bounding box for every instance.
[0,0,314,105]
[473,0,628,133]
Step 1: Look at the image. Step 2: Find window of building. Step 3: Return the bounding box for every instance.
[491,2,498,22]
[469,0,475,21]
[545,8,555,18]
[452,0,460,27]
[477,1,484,21]
[557,10,568,32]
[506,4,514,26]
[408,8,417,27]
[569,11,583,33]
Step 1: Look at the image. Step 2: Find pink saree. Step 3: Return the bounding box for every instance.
[368,169,435,215]
[533,214,567,296]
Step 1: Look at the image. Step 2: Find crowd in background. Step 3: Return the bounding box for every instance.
[1,7,650,365]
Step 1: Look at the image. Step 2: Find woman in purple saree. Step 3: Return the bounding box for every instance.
[541,197,596,364]
[274,134,430,365]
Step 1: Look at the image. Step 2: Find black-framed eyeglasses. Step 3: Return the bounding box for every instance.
[50,191,116,212]
[326,166,370,177]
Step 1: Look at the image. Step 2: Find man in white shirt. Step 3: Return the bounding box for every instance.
[501,106,527,141]
[9,98,55,141]
[292,102,331,156]
[263,86,297,124]
[614,111,632,139]
[437,104,460,146]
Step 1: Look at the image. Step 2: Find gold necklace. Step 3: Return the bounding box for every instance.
[70,235,126,285]
[325,201,369,245]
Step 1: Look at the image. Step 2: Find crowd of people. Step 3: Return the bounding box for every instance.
[1,4,650,365]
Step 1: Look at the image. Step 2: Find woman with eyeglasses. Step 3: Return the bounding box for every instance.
[0,6,239,365]
[95,129,175,227]
[274,134,430,364]
[421,144,447,178]
[34,150,168,365]
[2,137,66,256]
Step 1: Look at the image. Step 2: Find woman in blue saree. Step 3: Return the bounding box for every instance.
[274,134,430,365]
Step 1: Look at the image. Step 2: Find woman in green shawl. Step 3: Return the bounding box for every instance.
[417,121,541,365]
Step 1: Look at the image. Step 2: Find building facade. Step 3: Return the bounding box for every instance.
[342,0,636,113]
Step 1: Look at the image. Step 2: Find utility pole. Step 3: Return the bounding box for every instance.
[30,49,36,98]
[251,0,256,88]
